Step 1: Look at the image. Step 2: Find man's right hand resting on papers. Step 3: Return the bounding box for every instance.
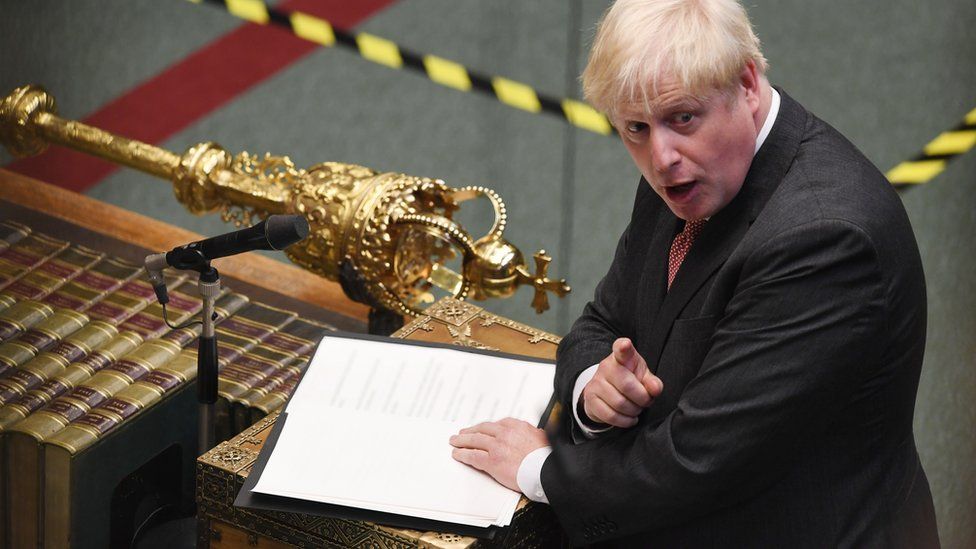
[581,338,663,428]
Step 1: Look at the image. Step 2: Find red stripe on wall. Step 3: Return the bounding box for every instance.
[5,0,396,193]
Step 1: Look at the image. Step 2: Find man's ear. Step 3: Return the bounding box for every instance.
[739,60,762,115]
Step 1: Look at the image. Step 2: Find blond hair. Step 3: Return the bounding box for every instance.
[582,0,768,118]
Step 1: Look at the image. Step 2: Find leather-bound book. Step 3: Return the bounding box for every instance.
[39,294,250,549]
[22,287,206,429]
[219,347,294,434]
[0,275,193,389]
[0,291,242,430]
[233,356,310,428]
[112,289,204,342]
[0,318,118,407]
[0,306,89,372]
[214,302,298,366]
[40,257,143,314]
[0,232,68,292]
[2,245,104,302]
[245,359,310,426]
[0,257,149,374]
[0,309,89,387]
[0,330,142,432]
[81,271,186,326]
[38,301,300,546]
[46,345,201,450]
[0,255,142,346]
[0,281,201,408]
[220,318,334,434]
[44,293,253,452]
[2,292,246,549]
[0,220,31,252]
[4,338,186,548]
[205,303,298,441]
[0,300,55,344]
[0,294,15,314]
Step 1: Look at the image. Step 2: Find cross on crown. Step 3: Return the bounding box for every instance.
[517,250,571,314]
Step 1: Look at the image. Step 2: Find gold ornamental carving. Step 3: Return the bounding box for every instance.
[0,85,570,317]
[396,297,562,349]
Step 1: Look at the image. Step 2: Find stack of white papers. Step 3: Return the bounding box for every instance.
[250,334,555,529]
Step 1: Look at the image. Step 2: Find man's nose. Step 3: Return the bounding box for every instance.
[650,132,680,173]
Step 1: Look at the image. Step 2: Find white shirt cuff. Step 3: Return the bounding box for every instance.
[572,364,613,438]
[516,446,552,503]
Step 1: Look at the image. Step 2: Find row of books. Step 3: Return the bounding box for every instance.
[0,220,337,547]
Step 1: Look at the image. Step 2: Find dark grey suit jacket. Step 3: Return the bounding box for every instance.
[542,90,939,547]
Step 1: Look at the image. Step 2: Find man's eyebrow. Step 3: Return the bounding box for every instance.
[615,97,703,120]
[653,95,703,113]
[614,93,705,120]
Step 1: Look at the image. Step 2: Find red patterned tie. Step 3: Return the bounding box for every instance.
[667,219,706,290]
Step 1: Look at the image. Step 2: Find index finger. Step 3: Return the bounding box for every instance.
[612,338,637,371]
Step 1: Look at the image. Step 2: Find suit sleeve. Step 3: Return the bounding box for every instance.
[542,218,888,543]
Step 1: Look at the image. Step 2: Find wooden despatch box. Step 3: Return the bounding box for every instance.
[196,298,568,548]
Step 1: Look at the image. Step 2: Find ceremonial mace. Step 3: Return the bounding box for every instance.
[0,85,570,334]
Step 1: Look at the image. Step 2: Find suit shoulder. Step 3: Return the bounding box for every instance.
[772,115,906,234]
[755,114,922,282]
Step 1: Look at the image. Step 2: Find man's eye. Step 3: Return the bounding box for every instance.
[672,113,694,125]
[625,122,648,134]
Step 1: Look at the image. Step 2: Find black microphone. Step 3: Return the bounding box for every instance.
[173,214,308,261]
[144,215,309,301]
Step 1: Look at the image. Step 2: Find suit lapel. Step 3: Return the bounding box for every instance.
[644,88,809,367]
[645,193,751,367]
[635,210,679,351]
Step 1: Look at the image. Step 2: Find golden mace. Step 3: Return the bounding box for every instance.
[0,85,570,319]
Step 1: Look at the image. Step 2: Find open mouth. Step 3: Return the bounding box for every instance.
[665,181,697,201]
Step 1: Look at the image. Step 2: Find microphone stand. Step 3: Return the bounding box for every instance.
[196,266,220,454]
[164,247,221,455]
[144,215,310,454]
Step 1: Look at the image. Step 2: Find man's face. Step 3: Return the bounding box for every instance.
[614,68,761,221]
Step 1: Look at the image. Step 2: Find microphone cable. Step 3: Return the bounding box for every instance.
[161,302,218,330]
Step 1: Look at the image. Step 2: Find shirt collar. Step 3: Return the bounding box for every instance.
[754,87,780,155]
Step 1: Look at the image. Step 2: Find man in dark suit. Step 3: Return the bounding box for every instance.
[450,0,939,546]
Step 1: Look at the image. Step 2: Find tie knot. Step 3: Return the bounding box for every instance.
[682,219,707,240]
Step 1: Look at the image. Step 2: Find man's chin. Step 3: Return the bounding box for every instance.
[665,201,711,222]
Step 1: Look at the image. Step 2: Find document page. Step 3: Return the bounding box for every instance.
[251,334,555,528]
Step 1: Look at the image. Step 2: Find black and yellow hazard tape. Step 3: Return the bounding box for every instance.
[189,0,613,136]
[189,0,973,189]
[886,107,976,187]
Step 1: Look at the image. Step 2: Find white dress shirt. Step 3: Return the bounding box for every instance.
[516,88,782,504]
